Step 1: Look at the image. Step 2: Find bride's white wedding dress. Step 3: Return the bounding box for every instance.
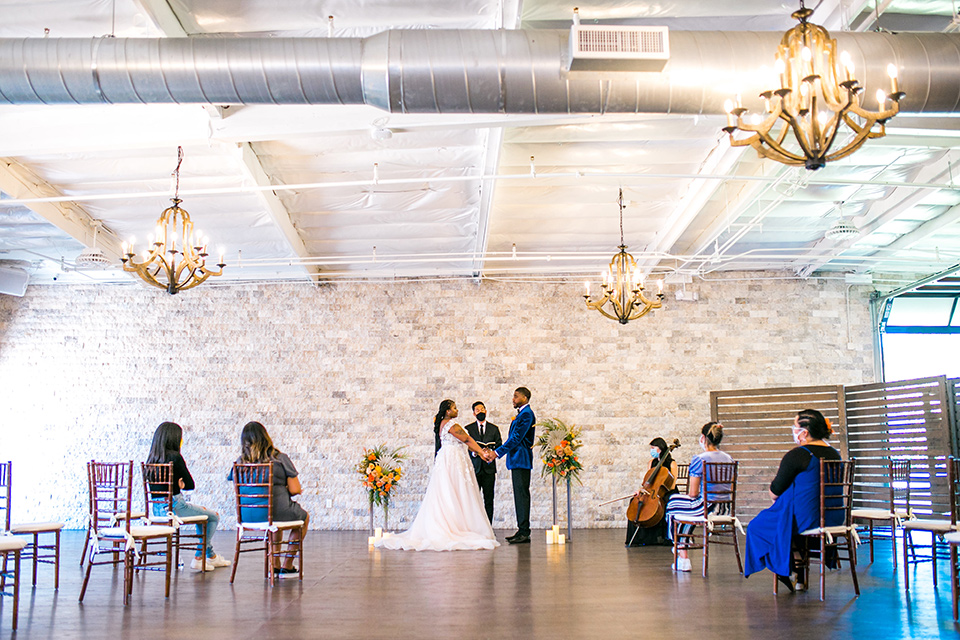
[376,422,499,551]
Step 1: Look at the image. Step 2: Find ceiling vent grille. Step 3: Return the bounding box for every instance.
[569,25,669,72]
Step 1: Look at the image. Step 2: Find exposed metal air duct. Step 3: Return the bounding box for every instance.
[0,30,958,114]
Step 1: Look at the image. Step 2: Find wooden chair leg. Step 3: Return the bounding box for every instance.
[78,550,94,602]
[903,528,911,592]
[1,547,7,590]
[671,520,679,571]
[890,517,897,568]
[702,526,709,578]
[79,527,90,567]
[868,520,875,563]
[819,535,826,602]
[123,550,132,606]
[847,535,860,596]
[54,529,61,590]
[267,535,275,587]
[164,536,172,598]
[733,527,744,574]
[31,532,39,586]
[951,544,958,621]
[229,531,241,584]
[11,550,20,631]
[299,525,304,580]
[933,534,939,588]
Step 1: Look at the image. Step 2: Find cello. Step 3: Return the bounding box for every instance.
[626,438,681,528]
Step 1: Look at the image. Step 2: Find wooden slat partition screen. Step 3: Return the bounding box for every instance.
[949,378,960,458]
[844,376,952,516]
[710,385,845,522]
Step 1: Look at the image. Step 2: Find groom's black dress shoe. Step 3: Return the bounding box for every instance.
[505,532,521,542]
[507,534,530,544]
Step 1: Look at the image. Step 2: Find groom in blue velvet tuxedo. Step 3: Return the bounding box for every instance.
[494,387,536,544]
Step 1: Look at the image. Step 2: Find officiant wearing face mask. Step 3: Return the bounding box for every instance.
[464,401,503,523]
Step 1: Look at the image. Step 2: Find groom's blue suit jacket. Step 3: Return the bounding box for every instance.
[495,404,536,470]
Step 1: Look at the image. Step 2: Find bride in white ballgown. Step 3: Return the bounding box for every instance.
[376,400,500,551]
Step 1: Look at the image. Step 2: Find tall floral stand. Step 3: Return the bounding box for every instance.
[550,476,573,542]
[368,501,389,534]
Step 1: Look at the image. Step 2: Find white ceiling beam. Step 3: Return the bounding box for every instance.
[796,154,953,276]
[0,159,123,261]
[676,160,793,259]
[636,141,745,275]
[850,0,897,32]
[870,201,960,254]
[235,142,319,279]
[472,128,504,276]
[133,0,190,37]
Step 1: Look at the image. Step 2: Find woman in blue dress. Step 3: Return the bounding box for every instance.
[743,409,841,591]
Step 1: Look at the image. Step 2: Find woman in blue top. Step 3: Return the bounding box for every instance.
[663,422,734,572]
[743,409,841,591]
[146,421,231,571]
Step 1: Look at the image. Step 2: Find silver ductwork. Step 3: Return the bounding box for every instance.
[0,30,958,114]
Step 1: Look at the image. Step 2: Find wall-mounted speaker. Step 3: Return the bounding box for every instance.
[0,266,29,297]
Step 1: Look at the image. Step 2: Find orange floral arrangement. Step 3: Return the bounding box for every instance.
[357,445,406,507]
[536,418,583,484]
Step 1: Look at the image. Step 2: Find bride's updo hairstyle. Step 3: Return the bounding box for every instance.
[797,408,832,440]
[434,399,455,431]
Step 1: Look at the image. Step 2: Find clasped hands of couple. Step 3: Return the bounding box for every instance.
[477,447,497,463]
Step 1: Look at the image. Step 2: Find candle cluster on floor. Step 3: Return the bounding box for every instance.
[546,524,565,545]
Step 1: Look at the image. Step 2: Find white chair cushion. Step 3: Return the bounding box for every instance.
[99,525,176,538]
[800,525,855,537]
[672,515,707,524]
[0,537,29,552]
[148,514,208,525]
[10,521,65,533]
[130,525,177,538]
[851,509,896,520]
[943,532,960,544]
[903,519,957,533]
[239,520,304,531]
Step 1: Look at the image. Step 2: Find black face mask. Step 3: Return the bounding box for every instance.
[476,412,487,422]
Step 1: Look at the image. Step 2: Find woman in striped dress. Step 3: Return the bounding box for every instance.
[664,422,734,572]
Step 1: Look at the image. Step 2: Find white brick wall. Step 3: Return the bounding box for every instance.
[0,275,875,531]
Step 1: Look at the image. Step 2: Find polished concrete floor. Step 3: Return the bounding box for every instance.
[1,529,957,639]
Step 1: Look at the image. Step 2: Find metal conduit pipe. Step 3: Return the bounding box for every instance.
[0,30,958,114]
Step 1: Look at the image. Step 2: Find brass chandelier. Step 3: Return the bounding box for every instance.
[722,0,903,171]
[121,147,225,294]
[583,189,663,324]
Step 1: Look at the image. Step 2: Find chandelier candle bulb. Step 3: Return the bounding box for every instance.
[584,281,590,297]
[887,63,899,93]
[876,89,886,105]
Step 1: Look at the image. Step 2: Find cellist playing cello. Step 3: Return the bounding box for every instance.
[625,438,679,547]
[663,422,733,572]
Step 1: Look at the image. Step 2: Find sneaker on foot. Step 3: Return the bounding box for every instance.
[190,556,215,572]
[272,566,299,578]
[673,557,692,572]
[206,553,232,568]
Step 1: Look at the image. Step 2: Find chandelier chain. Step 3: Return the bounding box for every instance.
[618,188,625,246]
[173,146,183,200]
